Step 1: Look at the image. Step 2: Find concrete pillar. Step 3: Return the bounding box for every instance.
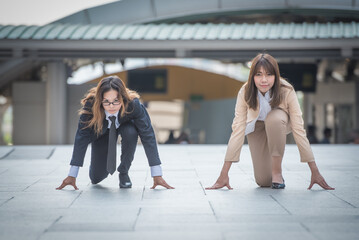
[302,93,314,127]
[315,103,325,140]
[46,62,67,144]
[13,82,46,144]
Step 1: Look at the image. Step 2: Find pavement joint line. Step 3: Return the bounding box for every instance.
[0,148,14,160]
[299,222,311,233]
[22,178,41,191]
[299,222,321,240]
[0,196,14,207]
[269,195,292,215]
[300,222,322,240]
[132,207,142,231]
[68,190,83,208]
[142,169,149,197]
[46,148,56,159]
[0,168,9,174]
[192,163,207,195]
[141,185,146,200]
[193,165,200,178]
[199,180,207,195]
[327,192,357,208]
[42,215,63,236]
[208,200,219,222]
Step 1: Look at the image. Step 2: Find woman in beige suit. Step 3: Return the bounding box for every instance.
[207,53,334,190]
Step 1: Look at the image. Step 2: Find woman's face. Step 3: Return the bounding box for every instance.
[254,66,275,95]
[102,89,121,114]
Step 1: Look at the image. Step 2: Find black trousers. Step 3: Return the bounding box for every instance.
[89,121,138,184]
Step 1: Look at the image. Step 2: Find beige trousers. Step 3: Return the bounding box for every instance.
[247,109,288,187]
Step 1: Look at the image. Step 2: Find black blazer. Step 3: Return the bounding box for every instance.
[70,98,161,167]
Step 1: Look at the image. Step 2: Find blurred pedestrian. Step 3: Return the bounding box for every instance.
[349,129,359,144]
[307,125,319,144]
[176,131,191,144]
[320,127,332,144]
[165,130,176,144]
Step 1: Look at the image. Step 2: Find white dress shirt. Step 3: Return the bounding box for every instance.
[245,90,272,135]
[69,110,162,178]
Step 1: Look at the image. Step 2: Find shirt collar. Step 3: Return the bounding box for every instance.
[258,90,271,102]
[105,110,119,120]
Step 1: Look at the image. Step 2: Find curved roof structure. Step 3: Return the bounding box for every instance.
[53,0,359,25]
[0,22,358,60]
[1,22,358,40]
[1,1,359,88]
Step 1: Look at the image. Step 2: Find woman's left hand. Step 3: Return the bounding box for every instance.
[308,171,335,190]
[151,176,175,189]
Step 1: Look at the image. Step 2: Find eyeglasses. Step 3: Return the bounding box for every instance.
[102,100,121,106]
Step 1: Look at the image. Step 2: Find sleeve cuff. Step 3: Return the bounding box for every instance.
[150,165,162,177]
[68,165,80,178]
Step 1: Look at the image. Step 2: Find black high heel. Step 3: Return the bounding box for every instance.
[272,178,285,189]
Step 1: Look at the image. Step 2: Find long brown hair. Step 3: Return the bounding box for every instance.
[79,75,140,135]
[244,53,287,110]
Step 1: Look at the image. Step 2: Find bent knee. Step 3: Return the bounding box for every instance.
[255,176,272,187]
[90,176,107,184]
[120,124,138,139]
[89,170,108,184]
[265,110,288,127]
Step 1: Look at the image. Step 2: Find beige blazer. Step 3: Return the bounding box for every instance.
[224,79,314,163]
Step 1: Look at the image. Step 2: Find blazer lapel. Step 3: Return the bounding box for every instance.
[117,113,128,134]
[117,112,129,125]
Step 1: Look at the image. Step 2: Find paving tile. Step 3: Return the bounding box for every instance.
[0,146,14,159]
[1,191,80,210]
[0,145,358,240]
[39,231,224,240]
[58,207,140,223]
[48,222,134,232]
[1,146,55,160]
[302,222,359,240]
[224,231,317,240]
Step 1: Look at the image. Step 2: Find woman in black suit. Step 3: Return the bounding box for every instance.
[57,76,174,190]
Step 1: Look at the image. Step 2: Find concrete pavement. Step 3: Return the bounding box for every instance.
[0,144,358,240]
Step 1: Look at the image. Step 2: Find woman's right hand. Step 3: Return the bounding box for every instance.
[56,176,79,190]
[205,174,233,190]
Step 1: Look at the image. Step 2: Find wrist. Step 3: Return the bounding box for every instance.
[308,161,319,173]
[221,161,232,175]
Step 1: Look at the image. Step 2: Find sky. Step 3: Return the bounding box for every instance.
[0,0,118,25]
